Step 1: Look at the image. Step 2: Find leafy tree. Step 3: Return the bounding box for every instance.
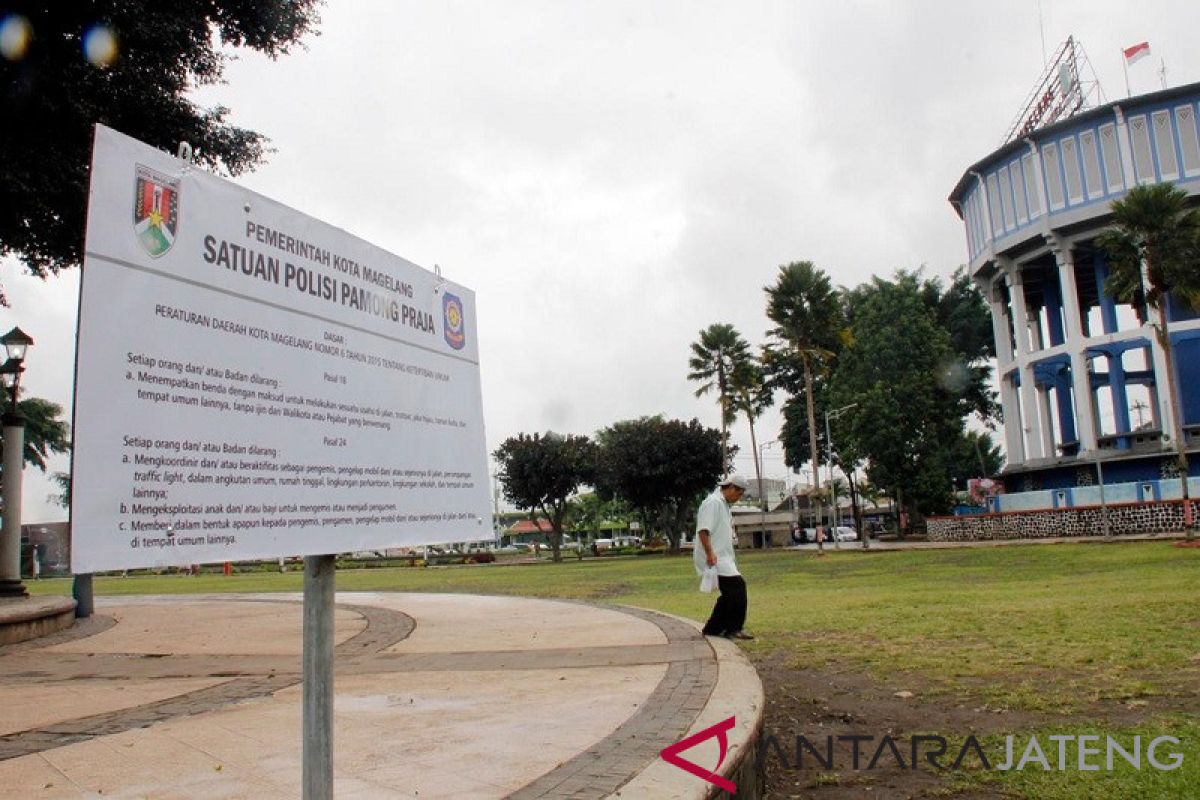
[827,273,974,521]
[593,416,722,553]
[764,262,844,488]
[567,492,630,542]
[928,267,997,362]
[919,267,1000,423]
[493,432,596,562]
[687,323,751,471]
[1097,183,1200,537]
[0,1,321,295]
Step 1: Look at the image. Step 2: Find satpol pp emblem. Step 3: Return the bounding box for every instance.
[133,164,180,257]
[443,292,466,350]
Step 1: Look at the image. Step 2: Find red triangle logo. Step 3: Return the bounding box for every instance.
[659,715,737,793]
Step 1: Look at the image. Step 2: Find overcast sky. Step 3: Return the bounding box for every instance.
[5,0,1200,522]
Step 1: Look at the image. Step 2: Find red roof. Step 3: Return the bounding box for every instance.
[507,519,551,534]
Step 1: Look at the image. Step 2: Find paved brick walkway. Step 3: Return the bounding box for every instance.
[0,594,754,799]
[505,607,717,800]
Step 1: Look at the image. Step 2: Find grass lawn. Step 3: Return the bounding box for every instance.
[28,541,1200,798]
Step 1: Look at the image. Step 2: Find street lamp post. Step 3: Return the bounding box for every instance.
[824,403,858,552]
[1,326,34,598]
[1095,450,1112,539]
[758,440,777,548]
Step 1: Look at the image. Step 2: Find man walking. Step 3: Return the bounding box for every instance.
[695,475,754,640]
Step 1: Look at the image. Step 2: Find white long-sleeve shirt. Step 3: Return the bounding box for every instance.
[693,488,740,577]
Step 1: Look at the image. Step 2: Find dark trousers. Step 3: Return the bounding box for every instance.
[701,575,747,636]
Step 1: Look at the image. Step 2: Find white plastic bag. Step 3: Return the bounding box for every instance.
[699,567,718,593]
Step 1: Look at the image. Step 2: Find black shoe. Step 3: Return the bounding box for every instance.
[726,630,755,640]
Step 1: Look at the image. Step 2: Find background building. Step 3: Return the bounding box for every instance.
[948,77,1200,509]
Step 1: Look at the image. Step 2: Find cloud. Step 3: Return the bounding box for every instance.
[6,1,1200,521]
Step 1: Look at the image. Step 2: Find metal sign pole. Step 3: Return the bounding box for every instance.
[303,554,336,800]
[1095,453,1112,539]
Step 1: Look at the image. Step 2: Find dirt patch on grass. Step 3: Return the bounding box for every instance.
[750,650,1198,798]
[752,650,1014,799]
[585,582,636,600]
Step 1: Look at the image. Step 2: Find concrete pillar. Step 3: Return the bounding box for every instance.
[1001,372,1025,462]
[1006,263,1047,460]
[1042,272,1065,347]
[1149,333,1182,448]
[987,280,1015,363]
[1050,237,1098,451]
[1031,309,1047,351]
[1093,252,1119,334]
[1108,352,1132,444]
[1054,368,1078,445]
[1039,384,1058,455]
[1,415,28,598]
[988,278,1026,463]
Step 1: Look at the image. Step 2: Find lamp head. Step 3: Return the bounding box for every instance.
[0,357,20,390]
[1,326,33,362]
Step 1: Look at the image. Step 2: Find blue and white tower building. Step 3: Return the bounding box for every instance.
[949,79,1200,498]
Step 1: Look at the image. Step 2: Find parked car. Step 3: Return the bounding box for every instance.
[833,526,858,541]
[795,527,829,544]
[793,526,857,543]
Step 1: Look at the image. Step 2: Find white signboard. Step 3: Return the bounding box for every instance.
[71,125,491,572]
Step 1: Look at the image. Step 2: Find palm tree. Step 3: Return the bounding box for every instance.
[0,396,71,513]
[1097,183,1200,539]
[688,323,751,471]
[730,358,773,510]
[0,396,70,472]
[764,262,844,495]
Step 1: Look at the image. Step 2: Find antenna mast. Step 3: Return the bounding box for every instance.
[1001,36,1103,146]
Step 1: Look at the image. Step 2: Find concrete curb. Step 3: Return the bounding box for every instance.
[606,611,765,800]
[0,596,76,645]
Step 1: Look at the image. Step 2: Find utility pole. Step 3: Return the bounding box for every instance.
[824,403,858,551]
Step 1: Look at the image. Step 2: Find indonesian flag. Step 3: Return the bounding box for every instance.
[1123,41,1151,65]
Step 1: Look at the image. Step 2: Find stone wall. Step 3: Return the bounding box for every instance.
[927,499,1193,541]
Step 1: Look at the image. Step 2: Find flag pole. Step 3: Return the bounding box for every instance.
[1036,0,1047,67]
[1159,58,1167,90]
[1122,48,1131,98]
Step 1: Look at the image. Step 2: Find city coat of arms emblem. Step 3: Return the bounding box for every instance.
[443,292,466,350]
[133,164,180,257]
